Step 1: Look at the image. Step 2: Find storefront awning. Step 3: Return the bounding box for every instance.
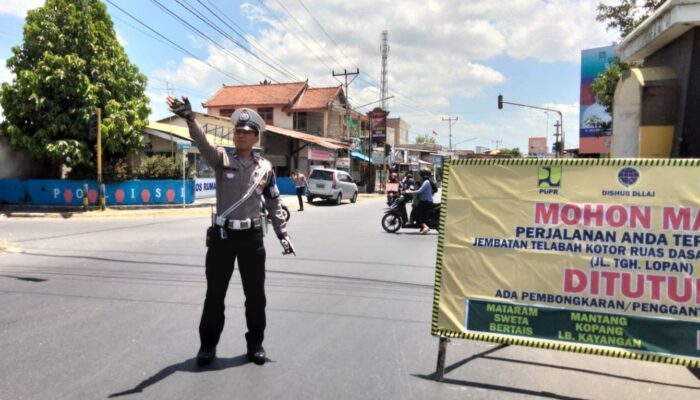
[266,125,347,150]
[350,151,370,162]
[145,121,235,148]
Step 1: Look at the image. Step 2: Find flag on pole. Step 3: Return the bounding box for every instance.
[432,130,439,137]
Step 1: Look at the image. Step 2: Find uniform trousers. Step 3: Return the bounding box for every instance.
[199,226,266,350]
[295,187,305,210]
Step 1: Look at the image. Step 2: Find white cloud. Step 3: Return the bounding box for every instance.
[501,0,618,62]
[0,0,44,18]
[151,0,613,138]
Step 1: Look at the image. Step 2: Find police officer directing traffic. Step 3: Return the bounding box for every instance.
[166,95,295,366]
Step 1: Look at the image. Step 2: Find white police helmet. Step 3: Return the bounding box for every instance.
[231,108,266,133]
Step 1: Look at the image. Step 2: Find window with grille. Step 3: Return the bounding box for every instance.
[219,108,235,117]
[258,107,273,124]
[294,112,307,131]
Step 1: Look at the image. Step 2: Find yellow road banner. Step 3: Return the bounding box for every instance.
[432,158,700,367]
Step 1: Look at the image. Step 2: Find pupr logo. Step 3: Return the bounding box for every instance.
[538,166,561,195]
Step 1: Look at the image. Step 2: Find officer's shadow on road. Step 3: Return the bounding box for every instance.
[107,355,250,398]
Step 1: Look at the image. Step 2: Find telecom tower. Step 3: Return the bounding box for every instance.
[380,30,390,110]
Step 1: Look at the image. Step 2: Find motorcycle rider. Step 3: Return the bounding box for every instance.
[386,171,400,205]
[404,169,434,234]
[401,172,414,192]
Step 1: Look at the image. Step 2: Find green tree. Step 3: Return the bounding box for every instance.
[596,0,667,37]
[498,148,522,158]
[591,1,666,117]
[136,154,194,180]
[415,134,437,144]
[0,0,150,176]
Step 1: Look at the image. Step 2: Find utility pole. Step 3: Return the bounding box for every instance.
[442,116,458,151]
[96,108,105,211]
[553,121,562,158]
[333,69,360,138]
[492,139,503,149]
[166,81,176,157]
[333,69,359,179]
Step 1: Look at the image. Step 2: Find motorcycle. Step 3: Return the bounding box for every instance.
[381,192,440,233]
[386,181,400,206]
[262,199,291,222]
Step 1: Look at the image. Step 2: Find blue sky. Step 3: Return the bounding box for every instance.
[0,0,620,152]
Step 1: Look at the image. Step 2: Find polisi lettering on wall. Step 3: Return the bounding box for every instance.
[53,187,87,200]
[11,179,195,205]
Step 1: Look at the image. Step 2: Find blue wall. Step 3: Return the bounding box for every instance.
[0,179,195,205]
[276,177,295,195]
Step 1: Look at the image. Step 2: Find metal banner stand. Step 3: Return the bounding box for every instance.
[435,337,449,381]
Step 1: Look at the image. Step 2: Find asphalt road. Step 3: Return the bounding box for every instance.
[1,197,699,400]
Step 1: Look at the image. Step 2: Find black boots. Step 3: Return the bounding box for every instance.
[247,345,266,365]
[196,345,216,366]
[197,344,266,366]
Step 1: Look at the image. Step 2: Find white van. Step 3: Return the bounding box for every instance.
[307,168,358,205]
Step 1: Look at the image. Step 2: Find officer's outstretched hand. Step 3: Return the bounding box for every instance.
[166,95,194,121]
[278,234,296,256]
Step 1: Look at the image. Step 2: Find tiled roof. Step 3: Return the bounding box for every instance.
[291,86,342,111]
[203,82,307,108]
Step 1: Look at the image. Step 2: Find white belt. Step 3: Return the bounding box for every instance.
[213,216,263,230]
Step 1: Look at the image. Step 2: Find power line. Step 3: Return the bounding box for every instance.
[272,0,343,69]
[109,0,443,126]
[256,1,435,117]
[107,1,345,108]
[296,0,356,69]
[104,0,252,87]
[259,1,452,120]
[149,0,279,83]
[194,0,303,82]
[256,0,338,75]
[175,0,301,82]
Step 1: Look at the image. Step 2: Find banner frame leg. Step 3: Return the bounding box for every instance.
[435,336,449,381]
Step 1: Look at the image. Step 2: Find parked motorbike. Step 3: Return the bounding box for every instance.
[262,199,291,222]
[381,193,440,233]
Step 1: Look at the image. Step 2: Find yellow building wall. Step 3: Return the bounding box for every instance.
[639,125,674,158]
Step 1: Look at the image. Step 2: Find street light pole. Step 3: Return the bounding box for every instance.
[498,95,564,157]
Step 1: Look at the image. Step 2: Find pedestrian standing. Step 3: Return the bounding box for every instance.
[166,96,296,366]
[292,170,307,211]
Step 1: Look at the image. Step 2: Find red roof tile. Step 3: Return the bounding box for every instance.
[203,82,307,108]
[291,86,343,111]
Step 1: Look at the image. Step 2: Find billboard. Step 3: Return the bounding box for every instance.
[433,158,700,367]
[580,45,616,155]
[528,137,547,157]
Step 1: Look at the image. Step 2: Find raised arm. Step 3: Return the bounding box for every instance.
[166,95,221,168]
